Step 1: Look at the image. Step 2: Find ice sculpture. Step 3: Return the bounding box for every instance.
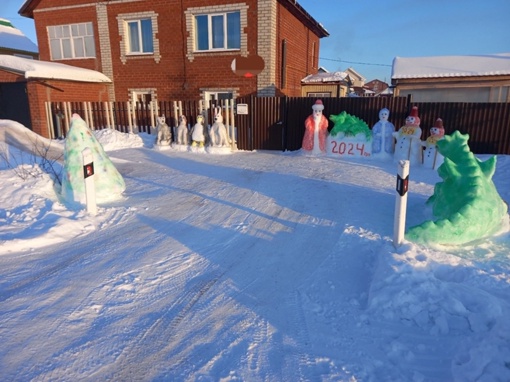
[406,131,508,245]
[61,114,125,206]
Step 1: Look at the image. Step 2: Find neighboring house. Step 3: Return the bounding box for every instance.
[300,68,351,97]
[364,79,390,96]
[0,18,38,59]
[19,0,329,104]
[344,67,365,87]
[0,54,111,137]
[391,53,510,102]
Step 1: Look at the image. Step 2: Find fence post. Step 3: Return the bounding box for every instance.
[82,102,89,127]
[64,102,72,135]
[127,101,133,134]
[87,101,94,130]
[45,102,54,139]
[149,100,155,134]
[109,102,115,130]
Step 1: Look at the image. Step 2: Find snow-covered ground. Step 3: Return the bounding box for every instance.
[1,121,509,381]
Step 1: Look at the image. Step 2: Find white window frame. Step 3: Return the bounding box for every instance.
[126,18,153,54]
[307,92,331,98]
[184,4,249,62]
[194,11,241,52]
[117,12,161,64]
[47,22,96,60]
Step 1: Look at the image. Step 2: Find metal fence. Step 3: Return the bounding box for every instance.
[47,97,510,155]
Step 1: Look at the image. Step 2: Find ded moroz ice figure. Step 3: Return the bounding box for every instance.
[302,99,329,155]
[393,106,423,165]
[371,107,395,159]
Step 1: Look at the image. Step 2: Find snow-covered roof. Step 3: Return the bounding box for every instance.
[302,71,349,83]
[392,53,510,79]
[0,54,112,83]
[0,18,38,54]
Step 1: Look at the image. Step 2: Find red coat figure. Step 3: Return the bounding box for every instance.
[302,99,329,154]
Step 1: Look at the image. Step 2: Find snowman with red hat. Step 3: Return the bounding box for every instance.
[302,99,329,155]
[392,106,423,165]
[421,118,445,169]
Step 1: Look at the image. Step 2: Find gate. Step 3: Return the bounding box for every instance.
[0,82,32,129]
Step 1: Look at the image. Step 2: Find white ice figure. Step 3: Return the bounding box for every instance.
[61,114,125,206]
[393,106,423,165]
[422,118,445,169]
[209,106,230,147]
[371,108,395,159]
[190,115,206,152]
[175,115,189,146]
[155,115,172,148]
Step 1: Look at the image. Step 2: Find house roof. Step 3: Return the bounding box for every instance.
[302,71,350,84]
[344,67,366,82]
[0,18,38,54]
[0,54,111,83]
[279,0,329,38]
[19,0,329,39]
[392,53,510,79]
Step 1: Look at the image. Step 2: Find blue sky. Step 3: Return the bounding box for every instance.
[3,0,510,83]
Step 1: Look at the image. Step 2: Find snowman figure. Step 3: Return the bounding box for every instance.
[302,99,329,155]
[422,118,445,169]
[393,106,423,165]
[371,107,395,159]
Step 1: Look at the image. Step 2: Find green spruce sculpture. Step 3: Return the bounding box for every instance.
[329,111,372,140]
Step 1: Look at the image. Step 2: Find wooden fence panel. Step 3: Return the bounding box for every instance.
[283,96,410,151]
[412,102,510,154]
[236,96,285,151]
[48,98,510,154]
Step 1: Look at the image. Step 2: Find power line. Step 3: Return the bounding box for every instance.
[320,57,392,67]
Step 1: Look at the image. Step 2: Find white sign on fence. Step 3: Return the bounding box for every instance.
[237,103,248,115]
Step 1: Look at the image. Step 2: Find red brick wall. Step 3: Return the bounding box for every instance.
[0,69,109,137]
[28,80,110,137]
[276,3,320,96]
[34,1,102,72]
[29,0,322,100]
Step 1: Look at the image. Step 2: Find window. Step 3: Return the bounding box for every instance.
[307,92,331,98]
[48,22,95,60]
[127,19,153,54]
[204,91,233,103]
[117,12,160,64]
[194,11,240,51]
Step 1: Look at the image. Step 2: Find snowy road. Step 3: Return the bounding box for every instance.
[1,144,509,381]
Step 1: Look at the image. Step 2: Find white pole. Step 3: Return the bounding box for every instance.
[393,160,410,248]
[88,102,94,130]
[150,100,155,134]
[230,99,236,150]
[127,101,133,134]
[109,102,115,130]
[104,101,111,129]
[82,147,97,216]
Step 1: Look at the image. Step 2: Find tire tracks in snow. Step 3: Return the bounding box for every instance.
[105,269,225,381]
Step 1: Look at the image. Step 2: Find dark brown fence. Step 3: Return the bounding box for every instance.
[235,96,510,154]
[49,97,510,155]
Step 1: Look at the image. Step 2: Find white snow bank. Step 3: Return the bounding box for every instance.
[0,54,111,82]
[392,53,510,79]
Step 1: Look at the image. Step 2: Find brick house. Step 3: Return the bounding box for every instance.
[0,55,111,137]
[19,0,329,105]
